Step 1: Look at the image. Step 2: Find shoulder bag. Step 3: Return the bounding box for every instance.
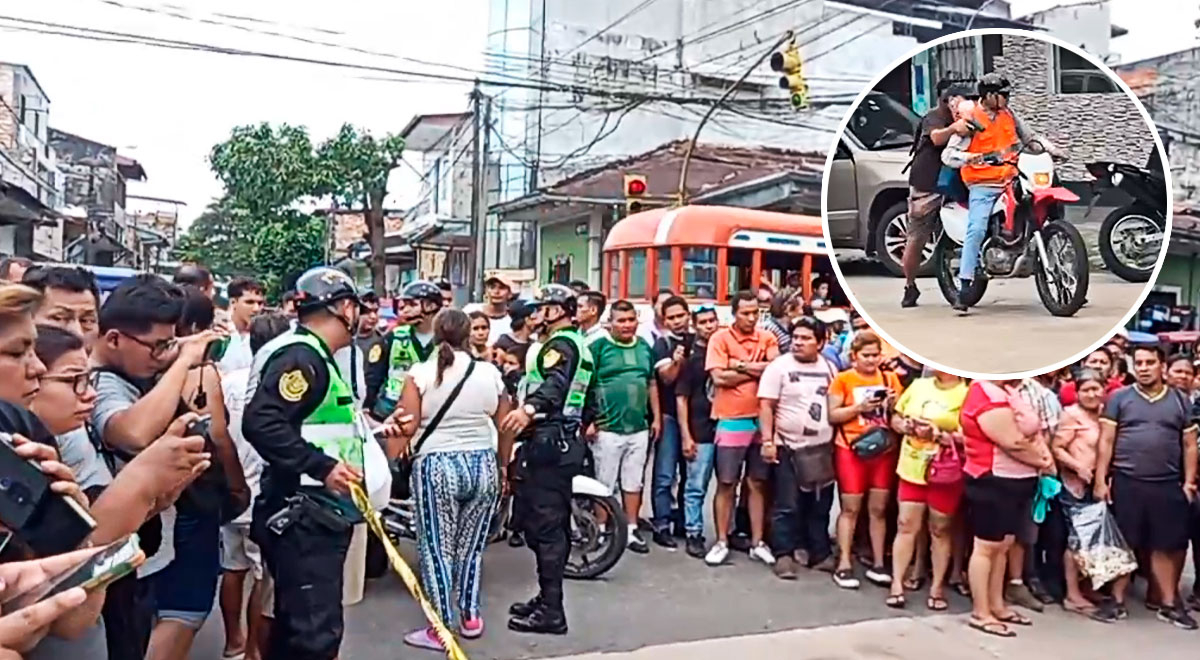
[925,439,963,485]
[393,359,477,500]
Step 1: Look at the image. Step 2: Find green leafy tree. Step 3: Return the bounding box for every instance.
[316,125,405,292]
[175,201,255,278]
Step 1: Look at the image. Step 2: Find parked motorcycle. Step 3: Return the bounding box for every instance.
[381,444,628,580]
[934,140,1089,317]
[1086,159,1166,283]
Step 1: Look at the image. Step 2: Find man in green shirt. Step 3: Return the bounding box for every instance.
[587,299,661,553]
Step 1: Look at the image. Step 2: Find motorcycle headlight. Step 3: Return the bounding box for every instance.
[1112,172,1124,186]
[1034,172,1050,187]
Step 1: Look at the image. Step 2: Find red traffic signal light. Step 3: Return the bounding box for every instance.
[625,175,647,196]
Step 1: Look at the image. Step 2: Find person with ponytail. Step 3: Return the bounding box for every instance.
[394,309,514,650]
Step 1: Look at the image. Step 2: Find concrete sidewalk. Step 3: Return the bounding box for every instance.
[545,609,1197,660]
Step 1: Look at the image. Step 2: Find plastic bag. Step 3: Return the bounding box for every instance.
[1062,496,1138,590]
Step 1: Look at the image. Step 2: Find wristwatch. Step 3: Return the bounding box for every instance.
[522,403,537,416]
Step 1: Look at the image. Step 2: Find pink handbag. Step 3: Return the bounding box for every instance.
[925,439,963,485]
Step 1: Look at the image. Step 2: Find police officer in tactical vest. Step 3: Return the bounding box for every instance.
[364,280,440,420]
[500,283,595,635]
[245,267,402,660]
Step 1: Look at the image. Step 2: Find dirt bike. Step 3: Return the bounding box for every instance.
[380,434,628,580]
[934,139,1089,317]
[1086,159,1166,283]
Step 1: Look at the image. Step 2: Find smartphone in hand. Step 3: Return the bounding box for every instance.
[11,535,145,609]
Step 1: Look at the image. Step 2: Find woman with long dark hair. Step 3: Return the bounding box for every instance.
[396,309,514,650]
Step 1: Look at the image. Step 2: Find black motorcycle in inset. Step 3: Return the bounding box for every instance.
[1086,155,1167,283]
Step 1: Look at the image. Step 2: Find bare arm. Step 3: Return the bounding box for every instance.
[710,368,753,387]
[828,389,868,426]
[1183,425,1198,489]
[677,394,692,442]
[648,379,662,432]
[1094,421,1116,493]
[200,370,250,500]
[759,398,777,446]
[103,359,191,452]
[391,375,422,459]
[1050,422,1087,476]
[493,394,515,470]
[976,407,1052,469]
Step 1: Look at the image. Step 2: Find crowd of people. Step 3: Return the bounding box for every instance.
[0,260,1197,660]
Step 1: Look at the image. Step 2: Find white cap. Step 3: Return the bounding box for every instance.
[814,308,850,324]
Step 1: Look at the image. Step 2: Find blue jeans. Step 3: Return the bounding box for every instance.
[768,446,834,562]
[651,415,685,532]
[683,443,717,537]
[959,186,1002,281]
[146,511,221,629]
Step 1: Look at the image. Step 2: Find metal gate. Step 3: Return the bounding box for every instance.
[932,37,979,88]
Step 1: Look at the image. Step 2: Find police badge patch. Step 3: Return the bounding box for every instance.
[279,370,309,402]
[368,344,383,363]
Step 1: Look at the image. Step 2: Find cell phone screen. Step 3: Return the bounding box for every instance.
[186,414,213,440]
[13,536,143,609]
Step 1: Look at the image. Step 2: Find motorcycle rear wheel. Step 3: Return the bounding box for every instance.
[1098,205,1162,282]
[1035,220,1090,317]
[934,236,988,307]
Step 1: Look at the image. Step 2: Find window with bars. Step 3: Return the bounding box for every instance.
[1055,46,1118,94]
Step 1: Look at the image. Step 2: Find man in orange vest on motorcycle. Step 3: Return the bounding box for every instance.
[942,73,1065,312]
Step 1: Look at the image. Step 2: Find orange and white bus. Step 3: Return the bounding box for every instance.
[601,205,848,324]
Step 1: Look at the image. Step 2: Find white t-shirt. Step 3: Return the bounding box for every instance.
[464,303,512,345]
[223,368,263,525]
[218,331,253,373]
[409,350,505,455]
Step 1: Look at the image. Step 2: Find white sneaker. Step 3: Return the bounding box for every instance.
[704,541,729,566]
[748,542,776,566]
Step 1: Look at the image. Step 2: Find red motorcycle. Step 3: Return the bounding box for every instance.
[935,140,1089,317]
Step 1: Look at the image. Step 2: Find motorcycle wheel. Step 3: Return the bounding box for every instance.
[1098,205,1163,282]
[933,236,987,307]
[565,494,627,580]
[1035,220,1090,317]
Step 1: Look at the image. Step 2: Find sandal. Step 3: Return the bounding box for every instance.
[885,594,907,609]
[997,611,1033,626]
[903,575,926,592]
[951,581,971,597]
[968,618,1015,638]
[1062,601,1097,617]
[926,596,949,611]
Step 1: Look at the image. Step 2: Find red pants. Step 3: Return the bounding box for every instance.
[897,477,965,516]
[835,444,896,496]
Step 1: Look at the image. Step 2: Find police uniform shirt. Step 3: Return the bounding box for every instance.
[525,333,595,426]
[363,327,436,412]
[243,330,338,502]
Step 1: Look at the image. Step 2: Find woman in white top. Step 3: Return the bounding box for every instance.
[396,309,513,651]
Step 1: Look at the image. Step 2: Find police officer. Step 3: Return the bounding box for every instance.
[244,267,401,660]
[364,280,441,420]
[500,283,595,635]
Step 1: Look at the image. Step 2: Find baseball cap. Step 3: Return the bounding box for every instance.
[508,298,535,321]
[814,308,850,325]
[485,274,514,290]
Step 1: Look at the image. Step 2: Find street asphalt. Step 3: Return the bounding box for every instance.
[835,207,1152,375]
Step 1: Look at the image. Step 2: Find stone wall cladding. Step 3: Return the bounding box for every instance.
[992,35,1153,182]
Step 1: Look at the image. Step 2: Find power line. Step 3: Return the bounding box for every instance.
[558,0,664,60]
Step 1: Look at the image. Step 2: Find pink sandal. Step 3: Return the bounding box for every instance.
[403,627,445,651]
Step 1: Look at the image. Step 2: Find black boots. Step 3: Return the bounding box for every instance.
[507,599,568,635]
[901,283,920,308]
[953,279,972,312]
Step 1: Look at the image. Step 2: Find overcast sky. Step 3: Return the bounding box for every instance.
[1,0,1194,226]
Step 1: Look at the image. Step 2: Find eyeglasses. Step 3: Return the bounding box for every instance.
[42,372,91,396]
[120,332,177,359]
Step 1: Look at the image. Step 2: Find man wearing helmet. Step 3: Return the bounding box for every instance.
[500,283,596,635]
[942,73,1065,312]
[364,280,441,420]
[244,267,403,660]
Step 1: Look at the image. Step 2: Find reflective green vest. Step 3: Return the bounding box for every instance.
[377,325,422,416]
[522,327,594,420]
[254,331,363,487]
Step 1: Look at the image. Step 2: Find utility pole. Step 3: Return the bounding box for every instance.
[468,81,482,301]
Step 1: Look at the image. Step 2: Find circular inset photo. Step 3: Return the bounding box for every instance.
[822,28,1170,379]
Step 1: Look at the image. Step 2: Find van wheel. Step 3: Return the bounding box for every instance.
[873,201,937,278]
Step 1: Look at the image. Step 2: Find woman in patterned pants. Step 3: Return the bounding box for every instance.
[396,309,515,651]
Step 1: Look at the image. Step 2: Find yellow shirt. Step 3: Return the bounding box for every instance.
[894,377,969,484]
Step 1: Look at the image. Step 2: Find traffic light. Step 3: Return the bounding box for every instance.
[770,42,809,110]
[624,174,648,215]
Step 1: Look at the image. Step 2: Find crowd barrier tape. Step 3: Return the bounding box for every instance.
[350,482,469,660]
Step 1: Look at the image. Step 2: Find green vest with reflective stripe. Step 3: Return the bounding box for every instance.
[522,327,594,420]
[260,332,363,484]
[378,325,422,416]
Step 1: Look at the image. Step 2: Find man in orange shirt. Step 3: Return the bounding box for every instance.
[704,291,779,566]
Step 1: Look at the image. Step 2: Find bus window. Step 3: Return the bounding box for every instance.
[809,255,848,307]
[727,248,754,297]
[606,252,620,298]
[681,247,717,299]
[628,249,648,298]
[657,248,672,293]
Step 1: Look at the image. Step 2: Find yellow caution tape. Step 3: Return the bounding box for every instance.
[349,482,469,660]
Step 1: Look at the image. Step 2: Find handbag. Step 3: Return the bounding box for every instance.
[925,440,963,485]
[393,359,477,500]
[357,411,393,512]
[790,443,835,490]
[850,426,891,459]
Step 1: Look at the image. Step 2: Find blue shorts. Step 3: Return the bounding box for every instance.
[145,512,221,629]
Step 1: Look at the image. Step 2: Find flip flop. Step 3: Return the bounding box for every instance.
[927,596,949,611]
[998,611,1033,626]
[1062,601,1097,617]
[968,618,1015,638]
[903,575,926,592]
[885,594,907,609]
[951,581,971,597]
